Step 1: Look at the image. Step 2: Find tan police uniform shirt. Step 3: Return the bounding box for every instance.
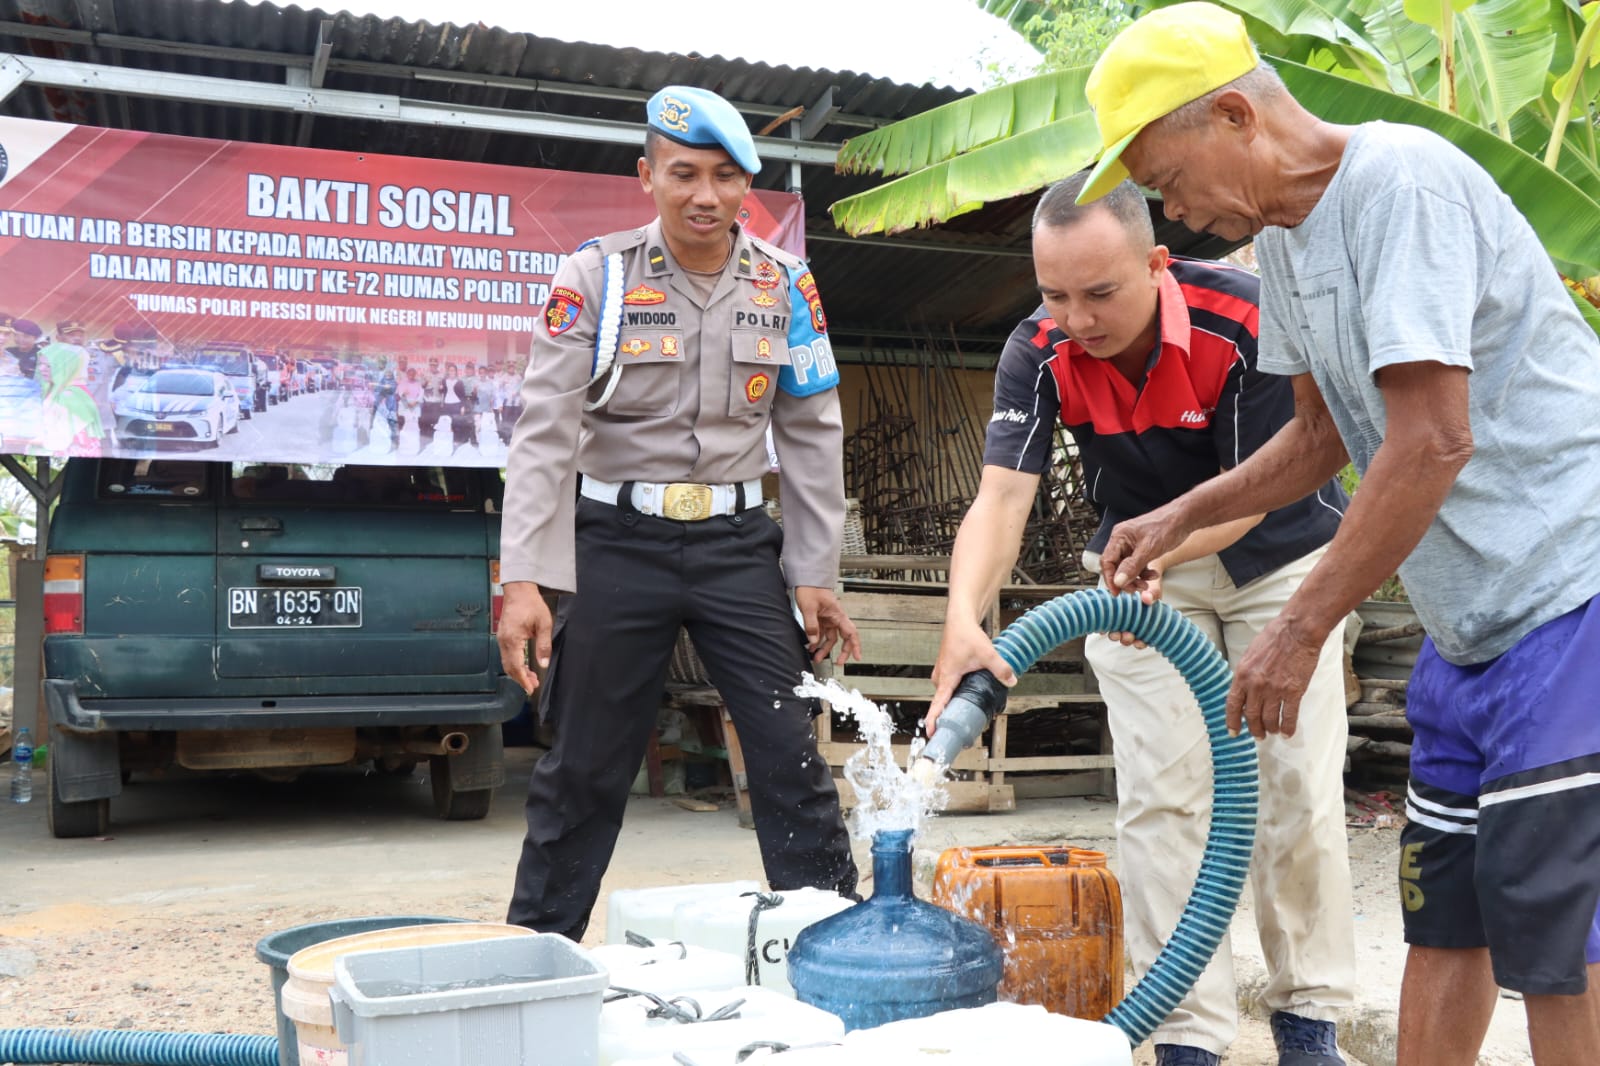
[501,219,845,595]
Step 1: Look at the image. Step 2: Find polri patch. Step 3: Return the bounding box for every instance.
[746,372,771,403]
[624,285,666,305]
[796,271,827,334]
[545,286,584,336]
[661,336,681,358]
[756,338,774,360]
[620,338,652,357]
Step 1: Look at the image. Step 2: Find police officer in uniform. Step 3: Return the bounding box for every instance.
[498,85,861,938]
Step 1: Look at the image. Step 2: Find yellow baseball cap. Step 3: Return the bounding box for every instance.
[1077,2,1260,204]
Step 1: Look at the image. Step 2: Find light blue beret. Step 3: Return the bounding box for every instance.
[646,85,761,175]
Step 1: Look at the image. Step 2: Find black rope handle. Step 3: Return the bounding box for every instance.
[741,890,785,986]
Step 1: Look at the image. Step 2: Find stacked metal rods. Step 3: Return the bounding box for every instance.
[844,327,1102,584]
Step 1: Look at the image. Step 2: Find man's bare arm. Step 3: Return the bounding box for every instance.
[1101,373,1348,592]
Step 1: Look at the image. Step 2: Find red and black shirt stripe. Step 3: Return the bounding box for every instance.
[984,257,1345,586]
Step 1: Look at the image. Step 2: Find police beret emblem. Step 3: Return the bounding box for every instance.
[745,372,770,403]
[658,96,691,134]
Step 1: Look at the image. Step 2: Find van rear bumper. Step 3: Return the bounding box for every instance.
[44,677,527,733]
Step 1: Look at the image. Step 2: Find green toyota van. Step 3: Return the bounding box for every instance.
[41,458,524,837]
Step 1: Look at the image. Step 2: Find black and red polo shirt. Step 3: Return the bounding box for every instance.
[984,256,1346,586]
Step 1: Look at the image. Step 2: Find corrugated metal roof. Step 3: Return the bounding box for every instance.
[0,0,1232,360]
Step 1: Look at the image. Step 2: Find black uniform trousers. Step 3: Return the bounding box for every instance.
[506,494,858,939]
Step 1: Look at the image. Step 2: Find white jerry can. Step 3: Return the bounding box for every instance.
[604,881,762,947]
[671,887,853,996]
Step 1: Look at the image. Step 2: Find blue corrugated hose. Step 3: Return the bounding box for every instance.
[990,588,1259,1046]
[0,1028,277,1065]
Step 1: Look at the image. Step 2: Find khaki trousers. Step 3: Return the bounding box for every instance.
[1083,547,1355,1055]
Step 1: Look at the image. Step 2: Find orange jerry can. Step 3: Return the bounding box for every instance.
[931,845,1124,1020]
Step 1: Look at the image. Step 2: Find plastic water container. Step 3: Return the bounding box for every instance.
[609,1003,1131,1065]
[282,922,533,1066]
[605,880,761,946]
[257,916,466,1066]
[787,830,1002,1031]
[842,1002,1131,1064]
[931,845,1124,1020]
[330,933,608,1066]
[671,887,853,995]
[599,983,845,1066]
[589,942,745,996]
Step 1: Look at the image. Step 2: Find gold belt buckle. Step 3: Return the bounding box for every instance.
[662,482,714,521]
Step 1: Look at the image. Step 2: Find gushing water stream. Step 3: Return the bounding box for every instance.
[794,673,947,842]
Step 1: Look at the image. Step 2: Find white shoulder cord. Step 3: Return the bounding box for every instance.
[583,251,626,411]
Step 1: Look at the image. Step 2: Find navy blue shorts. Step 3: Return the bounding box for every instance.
[1402,594,1600,994]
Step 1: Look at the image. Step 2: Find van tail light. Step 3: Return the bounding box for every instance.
[490,559,503,631]
[44,554,85,635]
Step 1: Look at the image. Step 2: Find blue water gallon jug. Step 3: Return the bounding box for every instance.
[787,828,1004,1031]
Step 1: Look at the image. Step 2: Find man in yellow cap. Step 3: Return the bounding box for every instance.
[1083,5,1600,1065]
[498,84,861,938]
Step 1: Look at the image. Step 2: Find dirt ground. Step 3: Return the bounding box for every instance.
[0,747,1532,1064]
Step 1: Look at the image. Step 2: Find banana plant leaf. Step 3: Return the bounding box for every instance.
[1278,58,1600,275]
[831,112,1103,234]
[978,0,1051,29]
[1511,106,1600,198]
[1570,284,1600,338]
[836,67,1093,176]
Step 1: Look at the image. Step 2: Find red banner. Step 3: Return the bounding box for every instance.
[0,116,805,465]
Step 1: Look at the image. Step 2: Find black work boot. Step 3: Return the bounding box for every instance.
[1271,1010,1347,1065]
[1154,1046,1221,1066]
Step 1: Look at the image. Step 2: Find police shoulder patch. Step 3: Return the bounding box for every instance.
[545,286,585,337]
[777,258,839,398]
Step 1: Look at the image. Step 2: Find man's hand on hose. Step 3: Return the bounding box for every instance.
[1227,614,1326,739]
[497,581,553,694]
[1104,557,1165,649]
[1100,500,1193,601]
[926,618,1016,737]
[795,586,863,664]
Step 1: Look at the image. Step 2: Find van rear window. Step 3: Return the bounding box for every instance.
[98,460,212,498]
[228,463,480,507]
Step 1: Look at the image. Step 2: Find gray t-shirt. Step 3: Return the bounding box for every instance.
[1256,121,1600,664]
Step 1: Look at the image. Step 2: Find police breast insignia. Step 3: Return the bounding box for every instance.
[753,262,780,290]
[620,338,652,357]
[746,372,771,403]
[545,286,585,336]
[796,271,827,334]
[751,290,778,308]
[624,285,666,305]
[658,95,692,133]
[756,338,773,360]
[660,336,681,358]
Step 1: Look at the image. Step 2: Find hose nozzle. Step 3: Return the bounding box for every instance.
[917,668,1009,771]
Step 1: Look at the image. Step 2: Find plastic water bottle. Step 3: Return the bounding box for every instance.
[10,726,34,804]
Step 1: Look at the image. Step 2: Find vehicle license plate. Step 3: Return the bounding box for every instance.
[150,421,175,431]
[227,586,363,629]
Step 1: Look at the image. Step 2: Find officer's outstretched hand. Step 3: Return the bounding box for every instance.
[497,581,554,694]
[795,586,862,665]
